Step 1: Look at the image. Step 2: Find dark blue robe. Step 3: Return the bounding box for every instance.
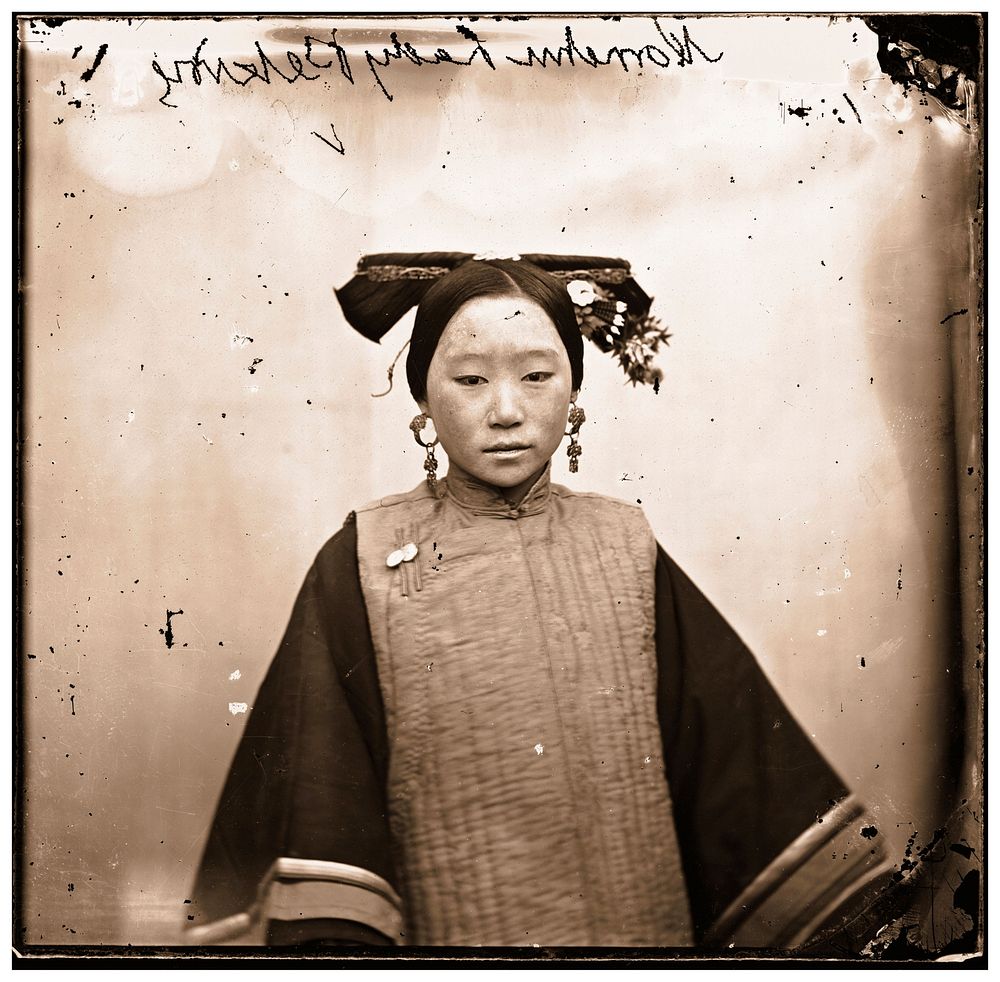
[187,513,894,950]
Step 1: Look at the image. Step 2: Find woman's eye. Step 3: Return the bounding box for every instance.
[523,372,553,383]
[455,376,486,386]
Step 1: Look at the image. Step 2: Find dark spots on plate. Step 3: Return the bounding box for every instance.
[159,609,184,649]
[80,43,109,82]
[843,92,862,123]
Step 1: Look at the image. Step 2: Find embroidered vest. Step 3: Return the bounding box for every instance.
[355,469,693,946]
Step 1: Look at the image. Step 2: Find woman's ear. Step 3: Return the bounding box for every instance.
[570,389,580,404]
[416,399,430,417]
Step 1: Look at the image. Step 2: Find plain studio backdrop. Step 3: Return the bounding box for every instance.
[18,15,981,948]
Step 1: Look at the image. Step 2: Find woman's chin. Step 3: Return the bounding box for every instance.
[484,460,535,485]
[461,454,549,492]
[494,465,554,499]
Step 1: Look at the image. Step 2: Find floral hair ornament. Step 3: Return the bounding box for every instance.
[564,277,672,392]
[473,251,522,261]
[335,252,671,392]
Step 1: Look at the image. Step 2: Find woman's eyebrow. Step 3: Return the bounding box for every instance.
[445,346,561,362]
[519,348,561,360]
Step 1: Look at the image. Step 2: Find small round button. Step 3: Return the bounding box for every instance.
[386,549,405,568]
[401,542,418,562]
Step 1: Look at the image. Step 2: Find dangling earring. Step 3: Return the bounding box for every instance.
[565,402,586,473]
[410,414,440,491]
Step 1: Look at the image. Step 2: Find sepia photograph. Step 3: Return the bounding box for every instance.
[15,11,983,964]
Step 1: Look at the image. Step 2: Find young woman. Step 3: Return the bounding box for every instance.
[186,253,891,949]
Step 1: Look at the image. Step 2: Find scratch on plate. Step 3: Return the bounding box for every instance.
[866,636,904,664]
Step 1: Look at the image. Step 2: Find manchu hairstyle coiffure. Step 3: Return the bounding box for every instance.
[335,252,655,395]
[405,258,584,404]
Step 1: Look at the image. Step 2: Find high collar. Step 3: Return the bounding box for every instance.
[442,464,552,519]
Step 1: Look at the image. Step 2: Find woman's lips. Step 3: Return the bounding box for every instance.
[484,445,531,458]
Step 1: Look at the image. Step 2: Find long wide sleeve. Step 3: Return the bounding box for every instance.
[184,516,401,946]
[655,545,893,948]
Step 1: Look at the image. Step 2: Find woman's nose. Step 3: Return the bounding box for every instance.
[488,382,524,427]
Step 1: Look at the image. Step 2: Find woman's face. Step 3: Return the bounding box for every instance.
[419,294,577,502]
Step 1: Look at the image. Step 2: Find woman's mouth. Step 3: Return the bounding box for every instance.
[484,444,532,459]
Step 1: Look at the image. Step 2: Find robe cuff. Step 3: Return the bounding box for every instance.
[703,794,893,948]
[184,858,403,945]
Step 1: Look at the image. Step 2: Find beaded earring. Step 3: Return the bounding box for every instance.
[410,414,440,491]
[565,402,586,473]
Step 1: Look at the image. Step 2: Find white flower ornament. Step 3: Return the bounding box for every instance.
[566,279,597,306]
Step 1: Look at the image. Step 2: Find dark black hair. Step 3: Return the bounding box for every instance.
[405,258,584,403]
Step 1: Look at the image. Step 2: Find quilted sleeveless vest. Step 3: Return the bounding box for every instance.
[355,467,692,946]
